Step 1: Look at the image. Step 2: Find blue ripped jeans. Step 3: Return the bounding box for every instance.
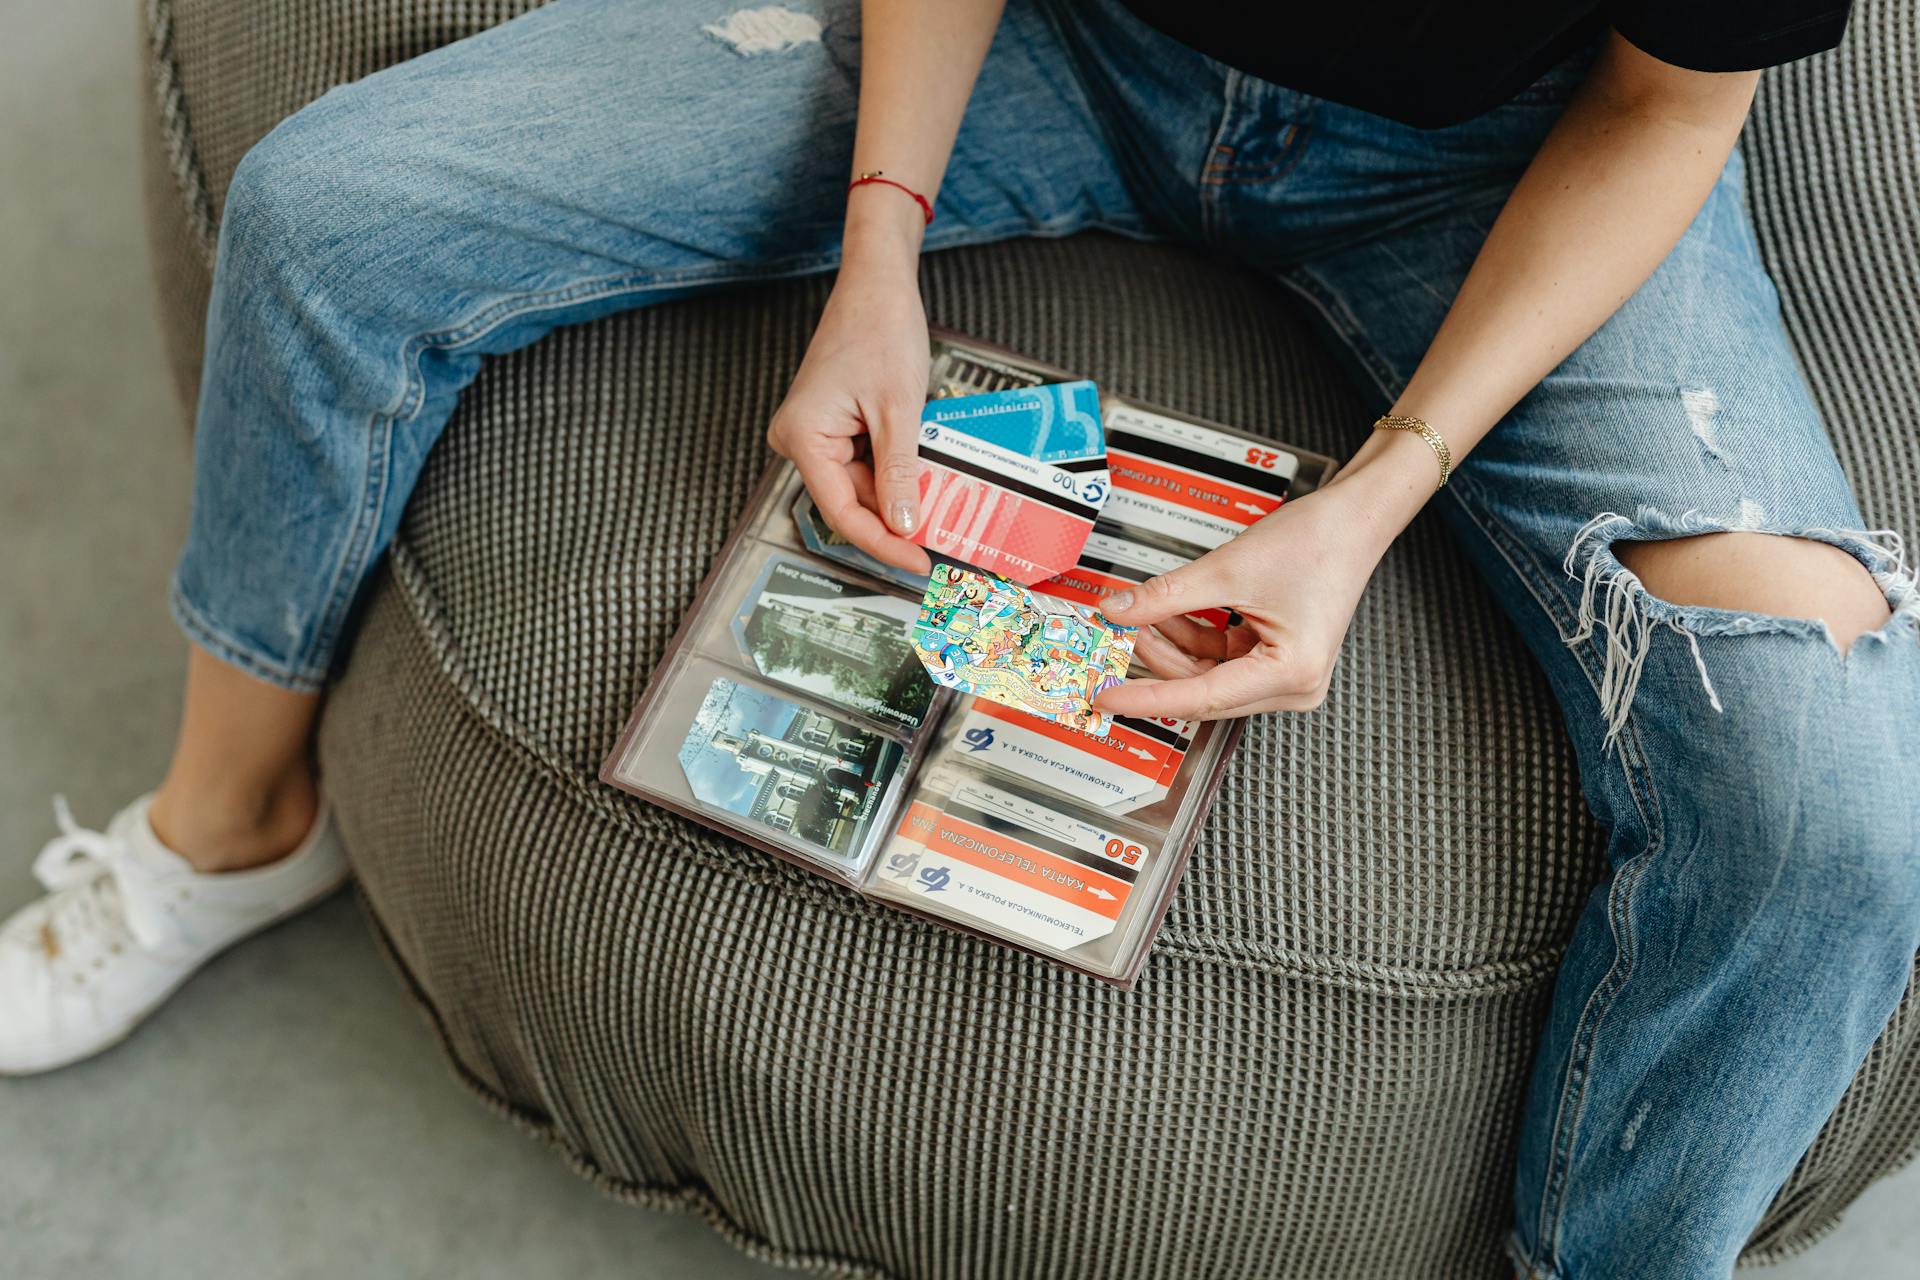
[174,0,1920,1273]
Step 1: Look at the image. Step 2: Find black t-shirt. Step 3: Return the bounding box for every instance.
[1115,1,1852,128]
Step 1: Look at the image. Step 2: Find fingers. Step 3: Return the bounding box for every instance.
[1096,661,1267,720]
[792,448,930,574]
[844,458,932,572]
[847,458,880,514]
[1130,626,1214,680]
[1099,558,1228,628]
[1152,615,1246,662]
[868,392,925,539]
[1096,651,1328,721]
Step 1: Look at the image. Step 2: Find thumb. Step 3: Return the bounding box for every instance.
[1099,560,1225,627]
[871,398,925,538]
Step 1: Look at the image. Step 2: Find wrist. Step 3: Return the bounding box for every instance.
[840,194,927,281]
[1324,426,1441,556]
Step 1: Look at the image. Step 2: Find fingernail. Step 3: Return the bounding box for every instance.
[890,501,917,535]
[1103,590,1133,615]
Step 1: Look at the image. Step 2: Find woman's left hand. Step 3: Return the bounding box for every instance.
[1093,466,1409,721]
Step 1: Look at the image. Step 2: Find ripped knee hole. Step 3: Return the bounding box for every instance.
[1564,513,1918,748]
[1615,531,1892,651]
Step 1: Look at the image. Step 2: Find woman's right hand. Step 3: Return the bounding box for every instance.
[768,244,934,576]
[770,0,1006,572]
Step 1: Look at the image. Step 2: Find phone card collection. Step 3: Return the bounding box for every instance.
[601,334,1336,985]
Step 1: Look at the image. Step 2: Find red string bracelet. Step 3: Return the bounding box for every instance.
[847,171,935,225]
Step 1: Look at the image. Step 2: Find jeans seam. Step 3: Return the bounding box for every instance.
[1506,1230,1561,1280]
[1201,123,1312,187]
[1372,233,1463,310]
[1446,486,1672,1267]
[1027,0,1163,242]
[1533,831,1660,1266]
[1271,265,1403,404]
[1398,489,1673,1272]
[1448,479,1580,636]
[1196,69,1244,241]
[1430,477,1668,835]
[170,579,328,692]
[1433,488,1675,826]
[297,411,395,677]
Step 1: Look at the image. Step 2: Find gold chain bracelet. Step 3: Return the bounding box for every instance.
[1373,414,1453,490]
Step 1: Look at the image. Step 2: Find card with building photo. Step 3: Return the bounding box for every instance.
[791,491,931,593]
[731,555,936,731]
[677,677,904,867]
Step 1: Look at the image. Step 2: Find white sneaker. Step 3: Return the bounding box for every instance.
[0,792,349,1075]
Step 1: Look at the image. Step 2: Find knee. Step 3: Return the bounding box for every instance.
[1617,531,1891,651]
[1798,778,1920,921]
[217,90,398,302]
[1694,722,1920,939]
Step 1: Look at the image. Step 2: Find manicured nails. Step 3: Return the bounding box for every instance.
[890,500,917,535]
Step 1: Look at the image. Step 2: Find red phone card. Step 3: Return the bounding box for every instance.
[1102,401,1299,554]
[912,383,1110,585]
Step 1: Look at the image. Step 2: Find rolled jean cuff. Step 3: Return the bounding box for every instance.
[1505,1233,1561,1280]
[169,578,329,694]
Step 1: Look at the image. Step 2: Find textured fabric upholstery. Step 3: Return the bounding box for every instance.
[139,1,1919,1274]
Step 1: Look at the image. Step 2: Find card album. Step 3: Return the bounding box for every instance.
[601,333,1337,986]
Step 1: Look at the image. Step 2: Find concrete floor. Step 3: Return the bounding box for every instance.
[0,5,1914,1279]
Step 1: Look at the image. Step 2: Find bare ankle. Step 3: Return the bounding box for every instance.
[148,769,319,873]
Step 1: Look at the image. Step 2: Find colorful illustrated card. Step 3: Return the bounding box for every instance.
[677,677,903,867]
[911,564,1135,737]
[730,556,935,731]
[878,769,1153,953]
[1038,526,1234,633]
[912,382,1110,586]
[1101,402,1297,555]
